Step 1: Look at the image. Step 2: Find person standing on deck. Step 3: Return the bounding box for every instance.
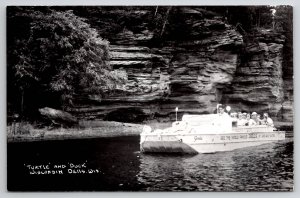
[216,105,232,132]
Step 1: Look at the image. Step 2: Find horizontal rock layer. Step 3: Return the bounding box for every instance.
[222,30,292,123]
[70,8,292,125]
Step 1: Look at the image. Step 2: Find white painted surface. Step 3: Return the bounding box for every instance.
[141,116,285,153]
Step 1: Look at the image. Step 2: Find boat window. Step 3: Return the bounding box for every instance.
[232,121,237,128]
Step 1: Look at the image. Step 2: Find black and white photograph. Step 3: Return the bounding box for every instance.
[6,5,293,191]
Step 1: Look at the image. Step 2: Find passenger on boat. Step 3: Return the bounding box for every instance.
[245,113,251,126]
[263,113,274,127]
[237,112,242,119]
[242,112,247,120]
[218,105,230,119]
[218,105,223,113]
[257,114,263,125]
[230,112,238,121]
[216,105,232,130]
[248,112,258,126]
[218,105,228,117]
[237,113,244,126]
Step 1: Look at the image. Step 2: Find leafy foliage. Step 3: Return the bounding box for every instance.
[7,7,127,112]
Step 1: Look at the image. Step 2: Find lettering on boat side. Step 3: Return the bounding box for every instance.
[218,133,278,141]
[248,133,258,138]
[261,134,276,138]
[194,136,203,141]
[220,134,249,141]
[231,135,239,140]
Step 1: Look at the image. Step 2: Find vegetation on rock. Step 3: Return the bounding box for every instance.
[7,6,293,125]
[7,7,127,119]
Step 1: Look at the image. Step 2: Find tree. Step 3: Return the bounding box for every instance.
[7,7,127,115]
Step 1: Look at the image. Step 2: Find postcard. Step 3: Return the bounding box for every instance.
[7,6,293,191]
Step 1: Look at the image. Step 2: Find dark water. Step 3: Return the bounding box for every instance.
[7,136,293,191]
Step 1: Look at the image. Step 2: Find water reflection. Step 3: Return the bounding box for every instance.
[137,139,293,191]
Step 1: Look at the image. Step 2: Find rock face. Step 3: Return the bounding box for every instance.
[222,30,292,123]
[39,107,78,126]
[70,7,293,125]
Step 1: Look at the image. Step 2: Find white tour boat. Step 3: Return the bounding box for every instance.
[140,112,285,154]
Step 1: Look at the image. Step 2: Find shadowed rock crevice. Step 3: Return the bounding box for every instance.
[104,108,148,123]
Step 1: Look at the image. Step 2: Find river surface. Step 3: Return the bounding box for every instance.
[7,136,293,191]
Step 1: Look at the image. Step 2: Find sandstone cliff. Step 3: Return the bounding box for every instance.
[70,7,293,125]
[222,30,292,123]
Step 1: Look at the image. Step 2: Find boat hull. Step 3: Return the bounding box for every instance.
[140,131,285,154]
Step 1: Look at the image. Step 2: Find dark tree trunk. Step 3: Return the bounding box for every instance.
[20,89,24,115]
[154,6,158,17]
[160,6,172,37]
